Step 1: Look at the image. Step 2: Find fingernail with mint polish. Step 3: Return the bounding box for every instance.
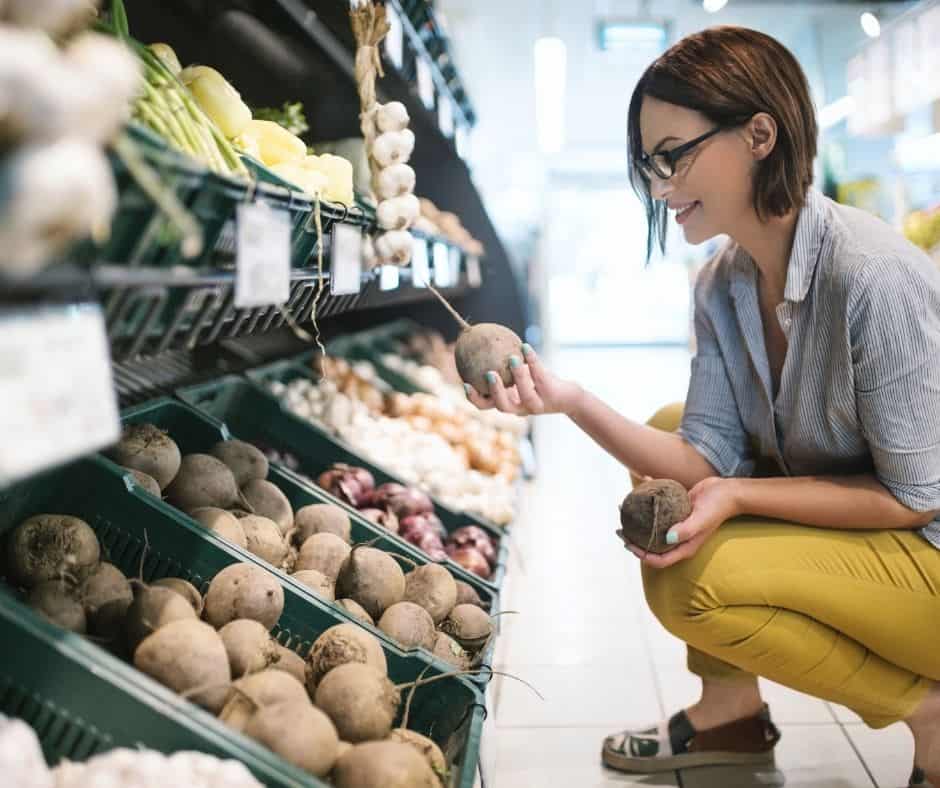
[486,371,498,388]
[666,530,679,545]
[463,383,472,398]
[522,343,533,357]
[509,355,521,369]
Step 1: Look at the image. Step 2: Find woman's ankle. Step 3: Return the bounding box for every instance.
[685,678,765,730]
[906,681,940,780]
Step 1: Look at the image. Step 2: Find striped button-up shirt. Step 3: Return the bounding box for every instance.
[680,187,940,548]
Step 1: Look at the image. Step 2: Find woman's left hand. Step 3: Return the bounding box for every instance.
[624,477,740,569]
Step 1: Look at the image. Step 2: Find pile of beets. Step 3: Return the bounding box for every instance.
[316,463,498,579]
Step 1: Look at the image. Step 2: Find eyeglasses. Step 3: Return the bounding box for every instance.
[637,125,725,180]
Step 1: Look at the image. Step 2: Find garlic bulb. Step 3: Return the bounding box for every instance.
[0,141,117,277]
[375,230,413,267]
[0,715,53,788]
[377,193,420,231]
[375,101,410,133]
[375,163,416,200]
[370,129,415,168]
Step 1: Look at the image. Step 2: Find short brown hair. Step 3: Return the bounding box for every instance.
[627,26,818,259]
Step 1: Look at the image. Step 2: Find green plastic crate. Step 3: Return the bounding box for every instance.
[121,395,499,685]
[0,455,485,788]
[179,376,508,591]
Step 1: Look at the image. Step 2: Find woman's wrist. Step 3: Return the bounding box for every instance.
[561,381,587,418]
[722,476,747,518]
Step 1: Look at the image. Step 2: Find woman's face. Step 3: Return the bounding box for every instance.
[638,96,754,245]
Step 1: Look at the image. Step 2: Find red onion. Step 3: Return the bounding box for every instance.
[425,548,449,562]
[448,526,497,566]
[317,463,374,507]
[400,513,446,540]
[385,488,434,519]
[445,544,491,579]
[365,482,407,508]
[358,508,400,534]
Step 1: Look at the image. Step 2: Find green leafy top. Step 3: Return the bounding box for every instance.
[251,101,309,136]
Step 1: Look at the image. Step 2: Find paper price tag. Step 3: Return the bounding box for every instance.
[416,57,435,110]
[449,245,461,283]
[235,203,290,308]
[455,125,470,159]
[0,305,120,486]
[385,8,404,69]
[379,265,400,291]
[467,255,482,287]
[432,241,452,287]
[330,223,363,296]
[438,98,454,138]
[412,237,430,287]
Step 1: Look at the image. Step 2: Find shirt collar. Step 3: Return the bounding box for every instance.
[729,187,827,304]
[783,187,826,304]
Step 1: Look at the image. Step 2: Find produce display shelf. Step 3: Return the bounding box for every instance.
[176,376,508,590]
[0,454,485,788]
[120,395,500,685]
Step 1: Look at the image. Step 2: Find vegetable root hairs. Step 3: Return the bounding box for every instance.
[395,668,544,701]
[422,280,471,332]
[400,664,433,730]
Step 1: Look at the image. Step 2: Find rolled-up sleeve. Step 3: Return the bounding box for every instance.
[851,259,940,512]
[678,283,754,478]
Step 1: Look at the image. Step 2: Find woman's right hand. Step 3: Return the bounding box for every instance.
[464,344,583,417]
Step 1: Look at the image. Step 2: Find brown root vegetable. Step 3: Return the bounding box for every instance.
[314,663,400,743]
[123,467,161,497]
[6,514,100,588]
[240,480,293,537]
[377,602,435,650]
[124,586,197,654]
[152,577,203,616]
[335,546,405,622]
[220,668,308,732]
[293,503,351,545]
[28,580,86,632]
[134,619,231,713]
[189,507,247,549]
[244,700,340,777]
[431,632,471,670]
[107,423,181,490]
[388,728,447,783]
[271,644,307,685]
[291,569,335,601]
[454,580,484,609]
[440,604,492,652]
[337,598,374,626]
[219,619,279,678]
[240,515,289,567]
[403,564,457,625]
[204,564,284,630]
[209,440,269,487]
[165,454,242,512]
[80,562,132,640]
[305,623,387,690]
[295,533,351,581]
[332,740,437,788]
[618,479,691,555]
[336,741,353,760]
[454,323,522,394]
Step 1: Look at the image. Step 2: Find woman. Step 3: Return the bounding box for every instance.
[466,26,940,786]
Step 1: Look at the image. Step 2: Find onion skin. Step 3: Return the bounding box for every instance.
[445,545,491,579]
[317,464,375,507]
[447,526,497,566]
[400,513,446,541]
[357,508,400,534]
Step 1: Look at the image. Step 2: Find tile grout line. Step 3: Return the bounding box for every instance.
[835,720,880,788]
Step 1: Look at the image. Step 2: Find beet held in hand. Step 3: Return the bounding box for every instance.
[618,479,691,554]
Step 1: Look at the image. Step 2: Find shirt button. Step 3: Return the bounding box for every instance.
[784,318,792,327]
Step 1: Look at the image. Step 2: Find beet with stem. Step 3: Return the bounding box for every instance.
[618,479,691,555]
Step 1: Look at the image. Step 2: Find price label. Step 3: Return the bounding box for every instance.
[235,203,291,308]
[455,125,470,159]
[432,241,452,287]
[467,255,482,287]
[449,245,461,283]
[330,223,363,296]
[416,57,435,110]
[0,305,120,486]
[412,237,430,287]
[379,265,400,291]
[385,8,404,70]
[438,98,454,138]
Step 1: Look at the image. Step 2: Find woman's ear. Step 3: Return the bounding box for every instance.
[746,112,777,161]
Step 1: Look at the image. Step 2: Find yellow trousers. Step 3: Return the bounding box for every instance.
[641,402,940,728]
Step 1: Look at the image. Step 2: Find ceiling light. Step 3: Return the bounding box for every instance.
[703,0,728,12]
[860,11,881,38]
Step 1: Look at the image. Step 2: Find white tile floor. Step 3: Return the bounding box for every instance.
[478,347,916,788]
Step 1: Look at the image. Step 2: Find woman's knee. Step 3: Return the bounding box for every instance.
[641,556,711,639]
